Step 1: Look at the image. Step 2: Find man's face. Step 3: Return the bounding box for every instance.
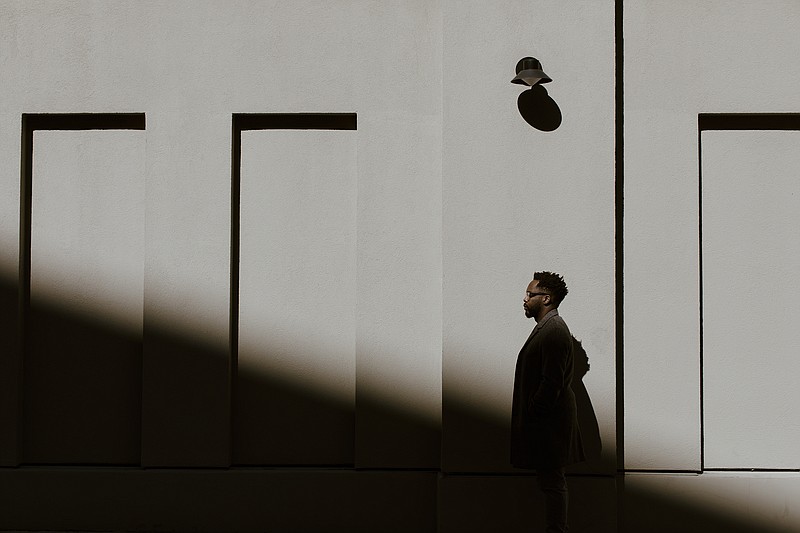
[523,280,549,319]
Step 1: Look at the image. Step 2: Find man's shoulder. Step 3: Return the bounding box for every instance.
[542,312,571,337]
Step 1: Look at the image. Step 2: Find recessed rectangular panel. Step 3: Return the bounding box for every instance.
[702,130,800,469]
[235,129,356,465]
[26,130,145,464]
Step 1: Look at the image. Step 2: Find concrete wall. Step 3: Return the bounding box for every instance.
[1,2,444,528]
[0,0,798,532]
[441,0,616,475]
[624,1,800,531]
[1,0,444,467]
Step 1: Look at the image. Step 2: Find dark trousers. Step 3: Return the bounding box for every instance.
[537,467,569,533]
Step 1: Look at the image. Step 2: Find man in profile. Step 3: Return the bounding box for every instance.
[511,271,585,533]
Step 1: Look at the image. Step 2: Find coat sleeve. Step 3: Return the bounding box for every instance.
[528,324,571,418]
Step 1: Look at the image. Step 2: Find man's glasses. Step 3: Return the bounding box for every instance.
[525,292,549,299]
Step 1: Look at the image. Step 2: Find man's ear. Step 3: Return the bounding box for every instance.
[543,294,552,306]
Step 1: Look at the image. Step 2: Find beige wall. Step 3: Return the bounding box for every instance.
[441,0,616,474]
[624,1,800,531]
[2,0,798,531]
[1,0,444,470]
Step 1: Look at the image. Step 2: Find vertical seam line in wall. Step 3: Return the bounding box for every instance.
[614,1,626,527]
[17,115,32,466]
[230,116,242,468]
[614,0,624,474]
[697,118,705,471]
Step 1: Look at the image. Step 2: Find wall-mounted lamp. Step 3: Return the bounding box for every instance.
[512,56,561,131]
[511,57,552,87]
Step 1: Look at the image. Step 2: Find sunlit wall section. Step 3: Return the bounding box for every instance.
[140,114,233,467]
[352,1,443,469]
[702,130,800,470]
[236,129,357,465]
[442,0,616,474]
[624,0,800,471]
[26,130,144,464]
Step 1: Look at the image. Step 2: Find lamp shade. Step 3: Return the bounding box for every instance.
[511,56,552,86]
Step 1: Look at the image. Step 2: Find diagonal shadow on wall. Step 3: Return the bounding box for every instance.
[0,273,797,532]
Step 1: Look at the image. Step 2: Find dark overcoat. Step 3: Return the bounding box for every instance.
[511,309,585,469]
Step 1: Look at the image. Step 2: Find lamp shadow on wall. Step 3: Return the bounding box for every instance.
[0,273,796,532]
[517,85,562,132]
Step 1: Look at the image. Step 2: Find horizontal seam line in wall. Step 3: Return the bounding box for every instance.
[623,469,701,474]
[1,466,617,476]
[703,468,800,473]
[623,469,800,474]
[442,472,615,478]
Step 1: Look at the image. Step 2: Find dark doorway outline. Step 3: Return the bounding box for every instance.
[17,113,147,465]
[229,113,357,465]
[697,112,800,473]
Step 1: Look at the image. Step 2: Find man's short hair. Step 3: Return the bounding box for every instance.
[533,271,568,307]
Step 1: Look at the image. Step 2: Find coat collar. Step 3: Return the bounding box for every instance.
[523,308,560,347]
